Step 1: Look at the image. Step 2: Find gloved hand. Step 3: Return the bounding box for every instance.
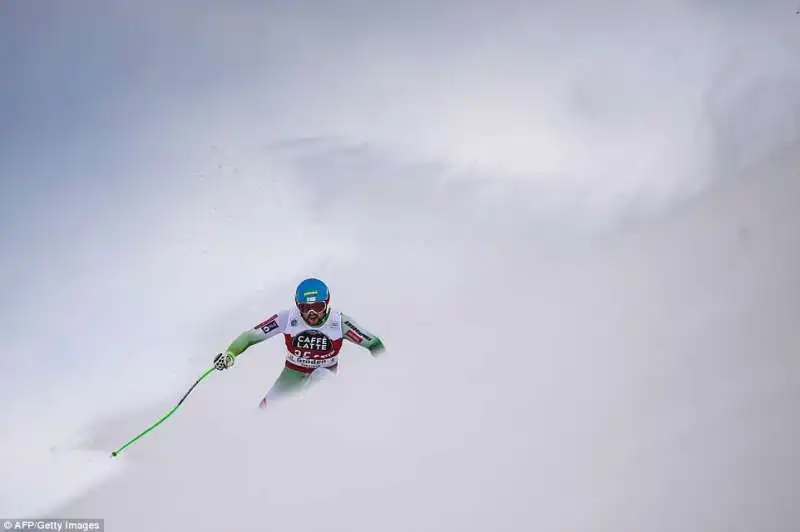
[214,352,236,371]
[369,340,386,357]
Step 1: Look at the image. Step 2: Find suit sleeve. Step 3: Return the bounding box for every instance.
[225,309,290,358]
[341,313,386,355]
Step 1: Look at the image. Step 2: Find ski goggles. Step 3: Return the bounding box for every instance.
[297,300,327,314]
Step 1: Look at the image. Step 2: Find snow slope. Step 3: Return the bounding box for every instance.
[46,142,800,531]
[2,2,799,530]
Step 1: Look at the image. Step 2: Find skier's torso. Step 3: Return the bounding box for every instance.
[281,307,345,373]
[225,306,384,375]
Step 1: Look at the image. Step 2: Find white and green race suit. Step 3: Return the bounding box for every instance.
[224,307,385,407]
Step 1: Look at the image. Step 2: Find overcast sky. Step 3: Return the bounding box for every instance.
[1,0,799,527]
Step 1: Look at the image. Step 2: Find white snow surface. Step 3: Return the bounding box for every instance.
[14,143,800,531]
[2,3,799,530]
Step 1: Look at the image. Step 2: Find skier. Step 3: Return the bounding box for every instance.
[213,277,386,408]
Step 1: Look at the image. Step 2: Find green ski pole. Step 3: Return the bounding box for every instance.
[111,365,216,457]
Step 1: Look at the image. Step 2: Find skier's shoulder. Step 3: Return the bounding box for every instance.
[320,308,343,327]
[338,311,363,325]
[252,308,292,333]
[334,310,358,328]
[339,312,377,340]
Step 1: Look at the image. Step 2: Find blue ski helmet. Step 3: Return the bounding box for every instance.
[295,278,330,305]
[295,278,330,325]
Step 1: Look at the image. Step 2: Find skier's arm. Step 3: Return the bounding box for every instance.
[214,310,290,370]
[341,313,386,355]
[228,310,290,356]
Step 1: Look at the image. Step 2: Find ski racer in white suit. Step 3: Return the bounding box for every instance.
[213,278,386,408]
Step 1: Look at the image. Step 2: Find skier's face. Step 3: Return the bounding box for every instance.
[298,301,327,325]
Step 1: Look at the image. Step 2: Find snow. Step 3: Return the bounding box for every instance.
[2,2,799,530]
[9,142,797,531]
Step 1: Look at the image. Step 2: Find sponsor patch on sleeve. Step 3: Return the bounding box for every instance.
[344,320,373,341]
[345,329,363,343]
[255,314,279,334]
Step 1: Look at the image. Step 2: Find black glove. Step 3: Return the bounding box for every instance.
[214,352,235,371]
